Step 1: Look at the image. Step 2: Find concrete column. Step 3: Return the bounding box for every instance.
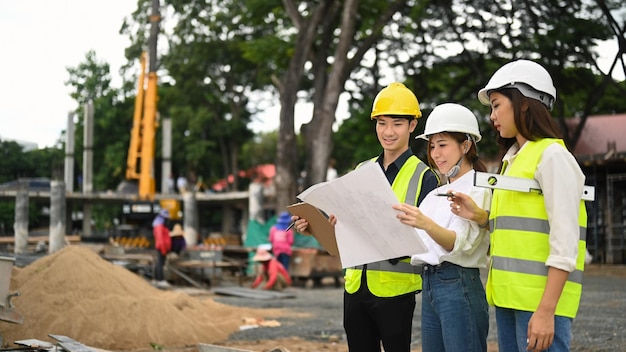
[82,101,94,238]
[161,117,172,194]
[240,207,248,244]
[14,184,29,254]
[82,101,94,194]
[182,191,198,246]
[64,112,75,193]
[248,180,265,224]
[49,180,66,253]
[221,205,235,238]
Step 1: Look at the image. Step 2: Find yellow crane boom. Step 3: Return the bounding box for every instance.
[125,51,158,200]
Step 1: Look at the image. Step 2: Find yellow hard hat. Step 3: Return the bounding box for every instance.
[370,82,422,119]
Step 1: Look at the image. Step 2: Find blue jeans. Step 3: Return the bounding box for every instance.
[276,253,290,271]
[421,262,489,352]
[496,307,572,352]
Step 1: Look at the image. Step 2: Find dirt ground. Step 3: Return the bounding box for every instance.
[200,263,626,352]
[214,338,497,352]
[3,246,625,352]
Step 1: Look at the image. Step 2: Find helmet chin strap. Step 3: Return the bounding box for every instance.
[446,135,472,178]
[445,156,464,178]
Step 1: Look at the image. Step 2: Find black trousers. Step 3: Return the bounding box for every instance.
[343,287,417,352]
[154,251,167,281]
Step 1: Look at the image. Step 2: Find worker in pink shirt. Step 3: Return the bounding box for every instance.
[250,247,292,291]
[269,211,295,271]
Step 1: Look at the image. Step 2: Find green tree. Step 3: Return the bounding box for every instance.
[66,50,133,192]
[117,0,625,205]
[119,0,264,191]
[0,140,65,233]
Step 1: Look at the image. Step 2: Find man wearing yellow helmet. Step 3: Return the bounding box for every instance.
[294,82,438,352]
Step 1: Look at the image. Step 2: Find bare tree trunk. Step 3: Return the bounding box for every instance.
[305,0,360,185]
[302,0,408,186]
[275,0,330,211]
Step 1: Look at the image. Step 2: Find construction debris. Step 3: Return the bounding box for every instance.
[212,287,295,300]
[2,246,285,350]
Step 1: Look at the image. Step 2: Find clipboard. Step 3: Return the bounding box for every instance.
[287,202,339,257]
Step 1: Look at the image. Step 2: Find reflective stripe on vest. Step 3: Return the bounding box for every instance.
[491,256,583,284]
[405,162,427,205]
[488,138,587,318]
[345,155,429,297]
[494,216,587,242]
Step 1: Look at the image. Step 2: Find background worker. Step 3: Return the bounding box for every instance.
[393,103,491,352]
[250,247,292,291]
[152,209,172,289]
[169,223,187,256]
[269,211,295,271]
[294,82,438,352]
[326,158,338,181]
[452,59,588,352]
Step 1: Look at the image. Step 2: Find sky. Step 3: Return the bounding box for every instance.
[0,1,138,149]
[0,2,622,149]
[0,0,319,150]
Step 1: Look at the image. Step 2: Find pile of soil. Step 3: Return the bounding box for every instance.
[3,246,279,350]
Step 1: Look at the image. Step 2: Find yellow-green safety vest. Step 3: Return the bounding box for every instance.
[344,155,430,297]
[487,138,587,318]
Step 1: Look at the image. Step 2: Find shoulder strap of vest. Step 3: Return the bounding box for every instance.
[508,138,565,177]
[404,156,429,205]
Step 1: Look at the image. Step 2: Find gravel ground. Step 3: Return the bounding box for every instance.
[210,265,626,352]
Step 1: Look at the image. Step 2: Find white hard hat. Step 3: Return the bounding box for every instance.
[477,60,556,110]
[416,103,482,142]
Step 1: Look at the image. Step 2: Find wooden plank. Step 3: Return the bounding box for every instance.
[13,339,54,348]
[0,235,81,244]
[101,253,154,263]
[48,334,95,352]
[198,343,253,352]
[171,260,243,269]
[167,264,205,288]
[212,286,295,300]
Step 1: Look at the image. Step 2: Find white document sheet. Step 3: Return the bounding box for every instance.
[297,162,429,268]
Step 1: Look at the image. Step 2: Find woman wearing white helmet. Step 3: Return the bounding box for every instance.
[393,103,492,352]
[452,60,588,352]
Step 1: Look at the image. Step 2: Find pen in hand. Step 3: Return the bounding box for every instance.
[285,221,295,231]
[435,193,455,197]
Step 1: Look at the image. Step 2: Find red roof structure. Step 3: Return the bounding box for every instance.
[211,164,275,192]
[567,114,626,161]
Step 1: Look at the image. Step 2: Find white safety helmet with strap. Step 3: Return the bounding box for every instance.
[416,103,482,142]
[477,59,556,110]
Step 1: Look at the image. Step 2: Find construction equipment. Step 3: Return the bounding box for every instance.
[0,256,23,324]
[117,0,180,247]
[125,0,162,201]
[125,51,157,199]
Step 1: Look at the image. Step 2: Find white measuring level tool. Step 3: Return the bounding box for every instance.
[474,172,595,201]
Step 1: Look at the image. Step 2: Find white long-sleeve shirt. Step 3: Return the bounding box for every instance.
[502,141,585,272]
[411,169,492,268]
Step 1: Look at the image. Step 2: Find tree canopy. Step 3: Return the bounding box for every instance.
[54,0,625,214]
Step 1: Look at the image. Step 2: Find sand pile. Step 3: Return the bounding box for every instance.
[2,245,271,350]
